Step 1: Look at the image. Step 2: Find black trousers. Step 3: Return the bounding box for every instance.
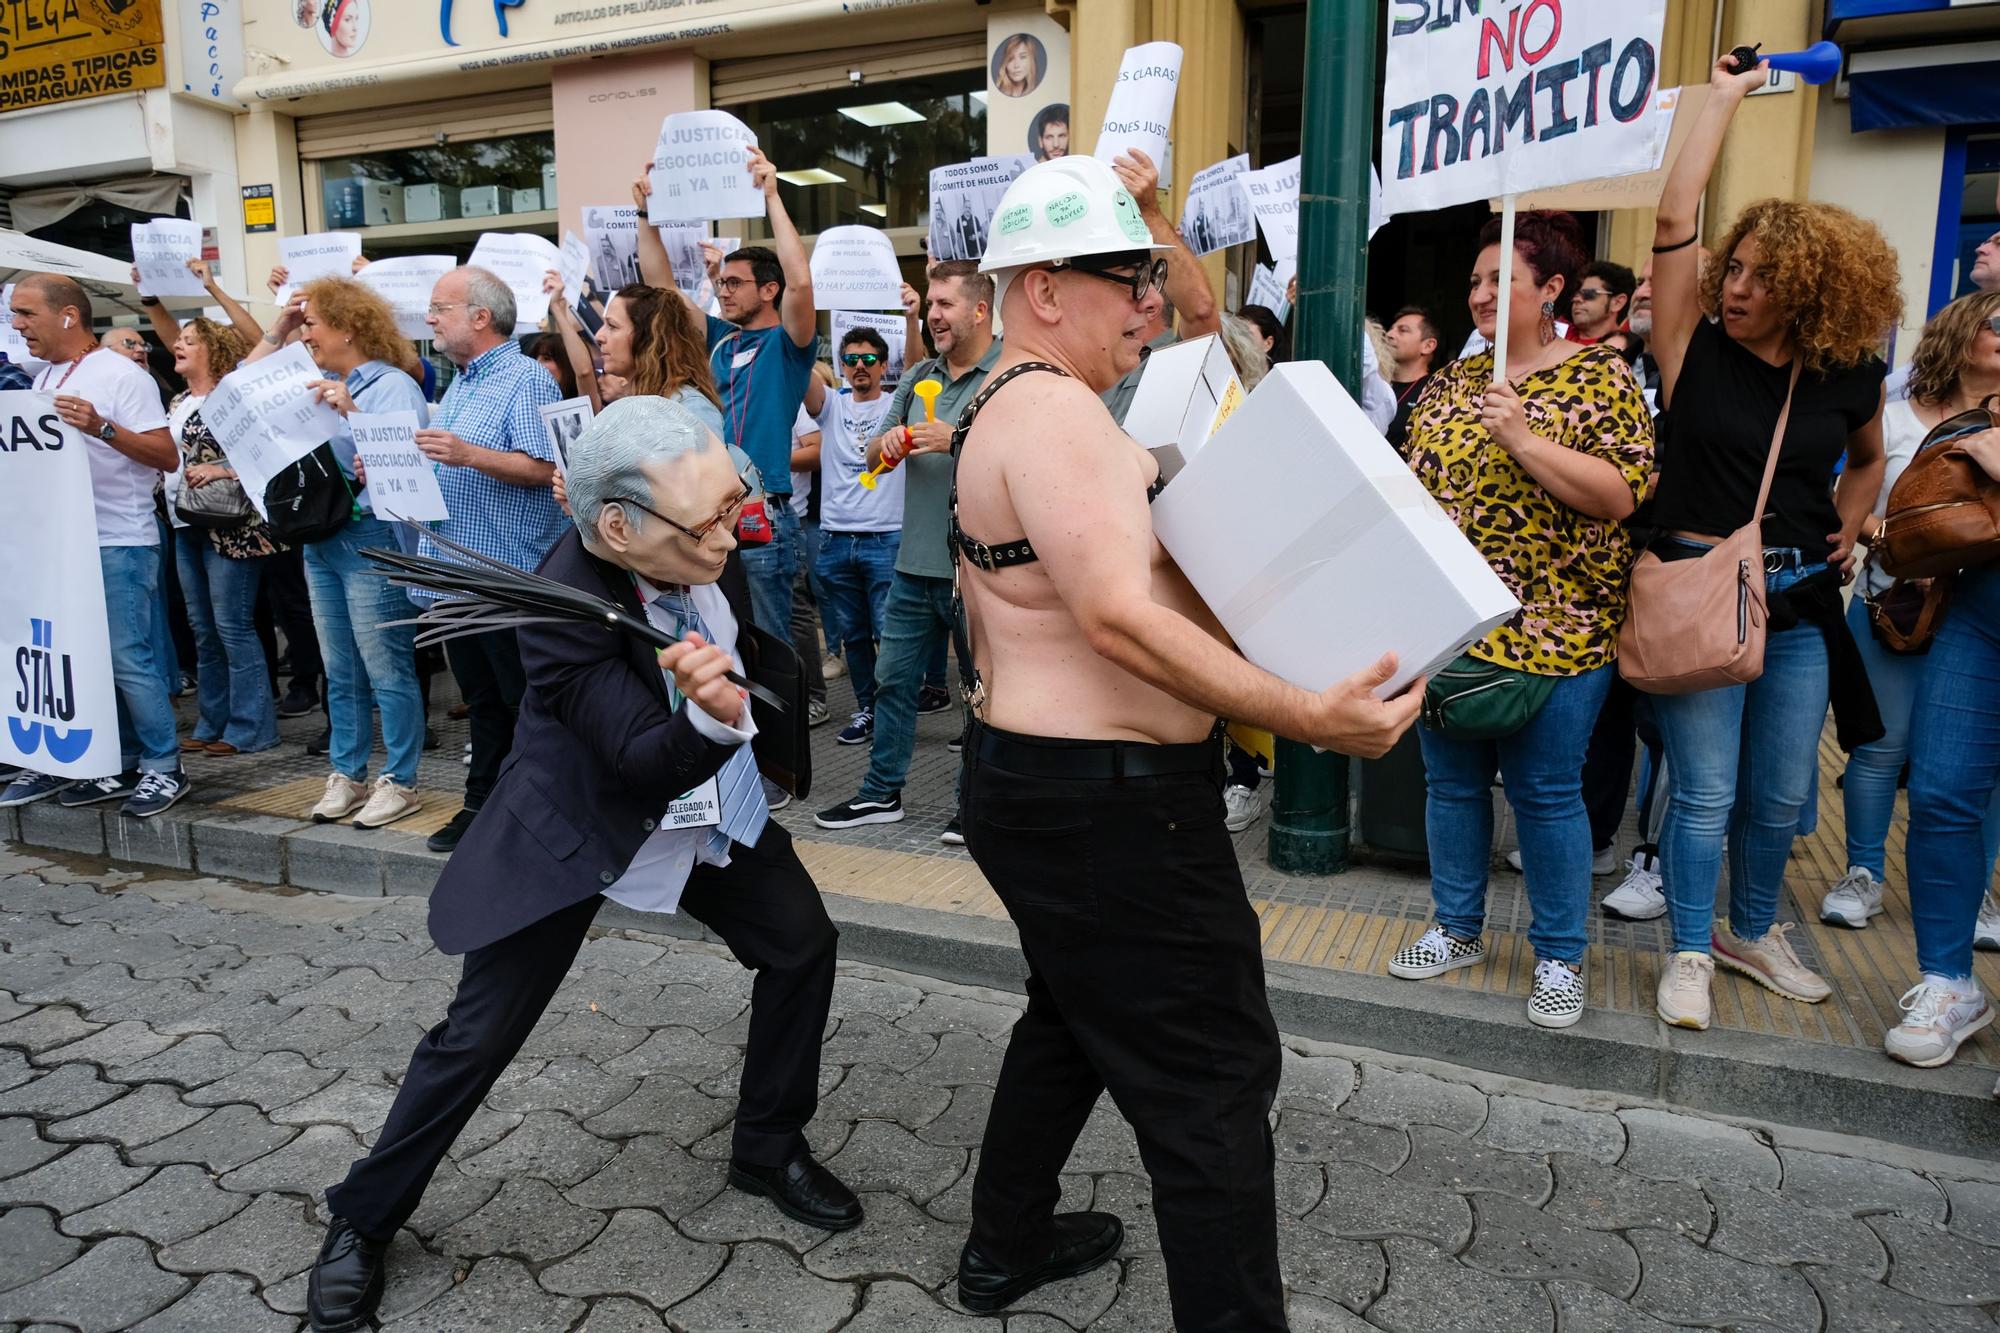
[325,821,838,1240]
[445,629,526,808]
[264,547,324,686]
[1582,677,1668,854]
[962,725,1287,1332]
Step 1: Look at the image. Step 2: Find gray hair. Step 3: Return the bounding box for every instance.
[1217,312,1270,391]
[459,265,516,333]
[567,395,722,544]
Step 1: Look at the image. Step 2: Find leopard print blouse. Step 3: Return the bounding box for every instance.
[1405,346,1654,677]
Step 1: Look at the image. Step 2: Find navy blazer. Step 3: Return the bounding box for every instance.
[427,529,809,956]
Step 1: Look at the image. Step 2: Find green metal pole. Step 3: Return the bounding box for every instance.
[1268,0,1376,877]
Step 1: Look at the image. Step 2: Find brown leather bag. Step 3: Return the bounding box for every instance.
[1618,362,1800,695]
[1877,402,2000,580]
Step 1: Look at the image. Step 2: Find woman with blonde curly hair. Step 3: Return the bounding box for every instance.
[241,276,431,830]
[1643,54,1900,1031]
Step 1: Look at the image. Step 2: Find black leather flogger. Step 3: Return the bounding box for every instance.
[957,1211,1125,1313]
[306,1216,387,1333]
[728,1152,864,1231]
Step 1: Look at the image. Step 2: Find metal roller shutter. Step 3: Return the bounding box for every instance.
[295,88,554,160]
[710,33,985,106]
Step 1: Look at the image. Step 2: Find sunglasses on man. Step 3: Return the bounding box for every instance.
[841,352,884,367]
[1045,256,1171,304]
[616,479,754,543]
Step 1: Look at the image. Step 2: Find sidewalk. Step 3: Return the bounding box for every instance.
[6,669,1996,1158]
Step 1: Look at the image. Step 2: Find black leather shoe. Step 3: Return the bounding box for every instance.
[729,1153,864,1231]
[958,1211,1124,1313]
[425,807,477,854]
[306,1216,386,1333]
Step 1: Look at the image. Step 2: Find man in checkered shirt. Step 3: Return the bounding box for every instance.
[413,264,565,853]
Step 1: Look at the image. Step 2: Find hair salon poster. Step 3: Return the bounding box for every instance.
[985,13,1071,165]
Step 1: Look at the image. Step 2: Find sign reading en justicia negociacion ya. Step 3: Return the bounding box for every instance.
[0,0,167,113]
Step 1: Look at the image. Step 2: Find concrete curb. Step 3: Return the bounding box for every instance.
[6,800,1995,1160]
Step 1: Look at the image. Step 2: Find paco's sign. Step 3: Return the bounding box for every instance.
[0,0,165,113]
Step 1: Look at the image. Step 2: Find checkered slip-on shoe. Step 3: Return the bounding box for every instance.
[1388,925,1485,980]
[1528,959,1586,1029]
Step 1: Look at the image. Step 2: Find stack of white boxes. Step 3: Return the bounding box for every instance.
[1119,333,1244,486]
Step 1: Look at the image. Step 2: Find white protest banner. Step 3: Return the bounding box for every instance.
[276,232,362,304]
[1510,85,1706,212]
[1094,42,1183,180]
[558,231,591,306]
[1379,0,1667,215]
[649,110,764,225]
[468,232,563,332]
[203,344,342,518]
[130,219,207,298]
[1238,156,1301,267]
[1247,263,1288,322]
[540,398,594,480]
[1179,155,1253,256]
[0,391,120,780]
[810,227,904,312]
[660,224,713,303]
[1,285,47,373]
[356,255,454,342]
[349,411,448,523]
[582,206,643,294]
[830,312,907,386]
[928,157,1033,262]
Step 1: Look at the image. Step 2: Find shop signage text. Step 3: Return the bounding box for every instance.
[0,0,167,113]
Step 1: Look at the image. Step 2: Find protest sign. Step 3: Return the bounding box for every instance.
[830,312,907,386]
[559,232,591,305]
[468,232,563,332]
[130,219,206,297]
[928,157,1032,262]
[1247,261,1292,323]
[660,224,714,304]
[203,344,342,517]
[0,391,120,780]
[356,255,454,342]
[1180,155,1253,256]
[649,110,764,225]
[540,398,594,480]
[1094,42,1183,181]
[1379,0,1667,215]
[1238,156,1301,267]
[349,411,448,522]
[0,285,46,372]
[276,232,362,303]
[1510,85,1706,212]
[810,227,904,311]
[582,206,644,293]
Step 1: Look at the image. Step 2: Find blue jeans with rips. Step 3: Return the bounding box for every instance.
[173,528,279,753]
[99,543,181,774]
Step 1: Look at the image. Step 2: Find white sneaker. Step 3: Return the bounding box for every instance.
[1223,784,1264,832]
[311,773,368,824]
[1505,846,1617,875]
[1656,951,1714,1030]
[1601,852,1666,921]
[353,777,421,829]
[822,655,846,680]
[1884,977,1992,1068]
[1819,867,1886,929]
[1388,925,1485,980]
[1528,959,1586,1029]
[1976,896,2000,953]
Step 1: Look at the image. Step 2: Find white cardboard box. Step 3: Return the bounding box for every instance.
[1121,333,1245,485]
[1152,360,1519,699]
[404,183,460,223]
[461,186,502,218]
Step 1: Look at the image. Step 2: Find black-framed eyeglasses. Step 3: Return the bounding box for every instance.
[1047,256,1170,303]
[715,276,767,294]
[616,480,753,543]
[841,352,884,367]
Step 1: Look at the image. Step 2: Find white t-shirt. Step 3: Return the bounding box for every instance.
[36,348,169,547]
[814,388,899,533]
[1861,398,1928,597]
[162,394,203,531]
[789,404,817,520]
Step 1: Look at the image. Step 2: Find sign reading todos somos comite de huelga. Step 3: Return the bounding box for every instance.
[1379,0,1667,215]
[0,0,166,114]
[1,393,120,781]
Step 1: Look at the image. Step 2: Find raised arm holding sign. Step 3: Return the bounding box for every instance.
[1094,42,1183,180]
[130,220,208,298]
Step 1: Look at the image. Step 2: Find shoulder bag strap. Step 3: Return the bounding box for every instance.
[1749,360,1805,525]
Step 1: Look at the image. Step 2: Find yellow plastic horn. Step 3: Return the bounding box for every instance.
[858,378,946,491]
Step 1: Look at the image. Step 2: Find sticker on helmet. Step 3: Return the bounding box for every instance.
[1111,190,1150,245]
[1045,192,1089,228]
[997,205,1034,235]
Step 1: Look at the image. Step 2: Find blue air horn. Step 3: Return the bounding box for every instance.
[1727,41,1843,86]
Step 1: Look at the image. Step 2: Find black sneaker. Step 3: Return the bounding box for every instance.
[946,732,965,755]
[306,727,331,757]
[60,771,141,807]
[277,684,319,718]
[836,710,874,746]
[121,770,191,819]
[940,816,965,846]
[0,770,77,808]
[917,685,952,715]
[814,794,904,829]
[426,807,477,854]
[423,727,441,752]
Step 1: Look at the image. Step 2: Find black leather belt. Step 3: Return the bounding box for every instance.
[971,724,1222,781]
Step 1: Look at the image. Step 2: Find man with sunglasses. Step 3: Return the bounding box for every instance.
[306,398,856,1333]
[947,157,1420,1329]
[1569,260,1636,344]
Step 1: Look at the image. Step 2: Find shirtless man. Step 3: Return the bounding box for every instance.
[948,157,1421,1328]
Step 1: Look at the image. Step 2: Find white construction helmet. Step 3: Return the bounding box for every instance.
[978,155,1170,275]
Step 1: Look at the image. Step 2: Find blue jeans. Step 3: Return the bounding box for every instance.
[152,513,181,695]
[816,530,901,712]
[1655,559,1830,955]
[796,518,840,651]
[740,501,799,650]
[1844,595,2000,883]
[100,544,181,774]
[1906,565,2000,979]
[1418,664,1613,966]
[860,572,961,802]
[173,529,279,753]
[304,518,424,787]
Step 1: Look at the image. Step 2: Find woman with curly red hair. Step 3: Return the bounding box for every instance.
[1644,54,1901,1031]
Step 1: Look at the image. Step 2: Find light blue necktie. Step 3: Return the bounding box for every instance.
[662,591,769,857]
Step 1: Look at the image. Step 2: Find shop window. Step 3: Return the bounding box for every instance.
[725,69,986,237]
[316,131,556,234]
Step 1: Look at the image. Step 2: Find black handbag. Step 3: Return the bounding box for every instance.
[264,444,356,545]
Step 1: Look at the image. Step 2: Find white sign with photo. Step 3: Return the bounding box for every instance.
[558,231,591,307]
[649,110,764,225]
[830,313,907,386]
[349,411,448,523]
[468,232,563,333]
[582,206,643,294]
[202,344,342,518]
[928,156,1033,262]
[1247,260,1294,323]
[810,227,904,312]
[540,397,595,481]
[356,255,454,342]
[130,219,207,298]
[1179,155,1253,257]
[660,224,713,304]
[276,232,362,304]
[1238,156,1302,267]
[0,391,120,780]
[1094,42,1183,183]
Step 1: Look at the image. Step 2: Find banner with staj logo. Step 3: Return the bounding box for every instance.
[0,392,119,780]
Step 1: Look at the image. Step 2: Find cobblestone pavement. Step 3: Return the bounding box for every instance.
[2,848,1998,1333]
